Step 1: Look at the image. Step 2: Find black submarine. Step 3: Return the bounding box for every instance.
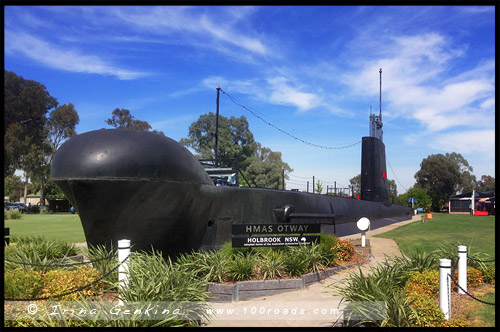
[50,69,412,257]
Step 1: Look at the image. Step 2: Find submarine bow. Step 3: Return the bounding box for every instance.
[51,129,412,258]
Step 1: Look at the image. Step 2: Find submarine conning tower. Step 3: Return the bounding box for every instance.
[360,68,389,203]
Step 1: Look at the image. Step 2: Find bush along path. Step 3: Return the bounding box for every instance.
[333,242,495,328]
[202,235,403,328]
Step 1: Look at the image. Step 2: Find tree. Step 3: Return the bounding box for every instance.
[315,180,323,194]
[414,153,474,211]
[398,187,432,212]
[4,175,25,202]
[477,175,495,191]
[350,173,397,202]
[4,70,58,176]
[386,178,399,204]
[180,112,257,169]
[105,108,164,135]
[27,103,81,205]
[349,174,361,196]
[445,152,476,193]
[242,143,292,189]
[47,103,80,155]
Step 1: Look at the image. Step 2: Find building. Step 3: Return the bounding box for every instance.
[25,192,41,206]
[449,190,495,215]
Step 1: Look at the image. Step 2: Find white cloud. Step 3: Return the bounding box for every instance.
[5,31,149,80]
[480,97,495,110]
[341,32,494,134]
[430,129,495,155]
[266,77,321,111]
[112,7,269,57]
[150,114,198,132]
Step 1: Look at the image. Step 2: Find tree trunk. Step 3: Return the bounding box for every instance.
[23,173,29,204]
[40,183,45,207]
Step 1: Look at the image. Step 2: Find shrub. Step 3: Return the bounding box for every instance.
[332,239,354,262]
[258,250,284,280]
[405,269,440,299]
[303,242,333,272]
[480,266,495,284]
[6,210,22,220]
[121,249,211,303]
[454,266,483,288]
[227,252,257,281]
[219,241,250,257]
[5,236,79,272]
[319,232,338,252]
[4,268,45,299]
[85,244,118,290]
[410,296,446,327]
[433,240,491,272]
[282,246,310,277]
[40,267,104,301]
[175,249,228,283]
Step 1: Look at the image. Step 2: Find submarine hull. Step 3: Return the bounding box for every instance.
[51,129,412,258]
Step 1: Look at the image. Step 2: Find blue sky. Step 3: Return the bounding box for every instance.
[4,5,495,194]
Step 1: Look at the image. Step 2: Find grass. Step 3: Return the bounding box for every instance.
[375,213,495,261]
[473,291,495,327]
[372,213,495,327]
[4,213,86,243]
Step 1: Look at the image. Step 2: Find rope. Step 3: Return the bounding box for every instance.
[220,89,361,150]
[4,254,129,302]
[448,273,495,306]
[4,253,115,268]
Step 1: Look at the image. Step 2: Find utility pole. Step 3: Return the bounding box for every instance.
[282,168,285,190]
[215,87,221,167]
[307,181,309,193]
[313,176,315,194]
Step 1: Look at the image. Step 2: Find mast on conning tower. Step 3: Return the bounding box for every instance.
[369,68,383,141]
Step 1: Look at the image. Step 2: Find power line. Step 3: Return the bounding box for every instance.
[220,88,361,150]
[387,157,408,193]
[289,173,313,180]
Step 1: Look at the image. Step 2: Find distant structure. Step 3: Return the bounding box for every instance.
[361,68,389,202]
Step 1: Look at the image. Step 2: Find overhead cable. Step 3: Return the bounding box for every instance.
[220,89,361,150]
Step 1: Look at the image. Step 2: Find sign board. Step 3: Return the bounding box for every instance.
[232,222,320,235]
[231,222,321,248]
[232,235,319,248]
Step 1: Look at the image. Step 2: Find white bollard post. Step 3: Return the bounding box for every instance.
[439,259,451,320]
[361,231,366,247]
[457,246,467,294]
[118,239,131,305]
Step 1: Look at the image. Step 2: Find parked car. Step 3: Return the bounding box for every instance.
[14,202,26,212]
[4,202,18,210]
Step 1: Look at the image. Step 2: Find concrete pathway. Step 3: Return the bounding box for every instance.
[204,214,421,327]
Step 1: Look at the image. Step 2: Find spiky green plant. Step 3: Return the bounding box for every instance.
[84,243,118,290]
[283,246,309,277]
[258,250,285,279]
[174,249,228,283]
[226,252,257,281]
[5,235,79,272]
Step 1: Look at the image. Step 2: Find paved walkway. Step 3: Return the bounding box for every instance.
[204,214,421,327]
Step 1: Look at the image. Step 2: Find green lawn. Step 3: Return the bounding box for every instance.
[5,213,86,243]
[375,213,495,262]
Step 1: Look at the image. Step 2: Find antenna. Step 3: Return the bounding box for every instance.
[379,68,382,119]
